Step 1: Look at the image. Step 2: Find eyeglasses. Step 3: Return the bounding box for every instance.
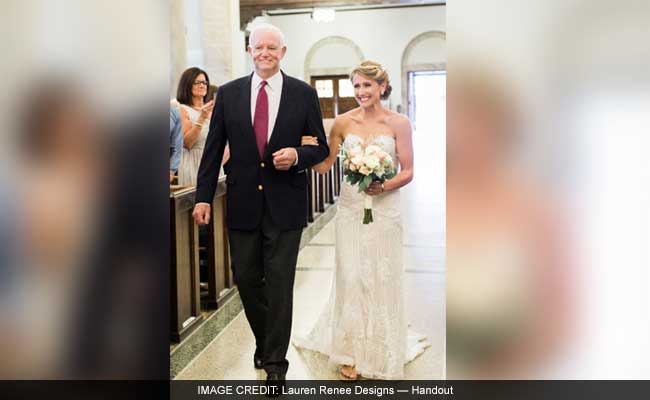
[193,81,208,86]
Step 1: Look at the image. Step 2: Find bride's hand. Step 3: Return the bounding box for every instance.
[301,135,318,146]
[364,181,385,196]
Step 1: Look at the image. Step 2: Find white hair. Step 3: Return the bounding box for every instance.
[248,23,286,48]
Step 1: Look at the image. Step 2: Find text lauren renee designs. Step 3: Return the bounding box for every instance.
[195,384,454,397]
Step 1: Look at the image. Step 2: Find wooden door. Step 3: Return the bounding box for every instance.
[311,75,357,118]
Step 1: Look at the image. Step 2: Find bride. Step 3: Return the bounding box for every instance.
[293,60,429,380]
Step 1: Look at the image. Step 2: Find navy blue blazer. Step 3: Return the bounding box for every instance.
[195,71,329,230]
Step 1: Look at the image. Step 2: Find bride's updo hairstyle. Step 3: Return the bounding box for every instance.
[350,60,392,100]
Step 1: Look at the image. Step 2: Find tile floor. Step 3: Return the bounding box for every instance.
[175,208,445,380]
[176,125,446,380]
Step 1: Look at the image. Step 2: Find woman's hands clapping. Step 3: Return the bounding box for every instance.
[199,100,214,121]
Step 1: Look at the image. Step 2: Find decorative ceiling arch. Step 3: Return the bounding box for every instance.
[304,36,364,81]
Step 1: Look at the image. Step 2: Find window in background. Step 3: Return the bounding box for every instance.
[315,80,333,98]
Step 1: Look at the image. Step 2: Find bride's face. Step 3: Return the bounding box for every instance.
[352,74,384,108]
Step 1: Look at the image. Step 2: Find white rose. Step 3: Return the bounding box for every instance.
[349,163,357,172]
[359,166,371,176]
[365,145,382,156]
[350,146,363,157]
[364,155,380,170]
[351,156,364,167]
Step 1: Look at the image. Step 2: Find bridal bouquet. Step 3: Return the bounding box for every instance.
[341,143,397,224]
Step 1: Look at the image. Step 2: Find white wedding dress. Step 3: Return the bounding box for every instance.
[293,134,429,380]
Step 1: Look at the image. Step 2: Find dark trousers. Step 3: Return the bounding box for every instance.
[228,201,302,374]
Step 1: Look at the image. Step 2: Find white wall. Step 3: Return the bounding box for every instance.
[310,41,360,70]
[406,35,446,65]
[264,5,446,112]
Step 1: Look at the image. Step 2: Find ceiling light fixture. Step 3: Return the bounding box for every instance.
[311,8,335,23]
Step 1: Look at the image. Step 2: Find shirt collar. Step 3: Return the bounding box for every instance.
[252,69,283,92]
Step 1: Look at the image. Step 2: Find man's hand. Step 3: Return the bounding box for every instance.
[192,203,211,225]
[272,147,298,170]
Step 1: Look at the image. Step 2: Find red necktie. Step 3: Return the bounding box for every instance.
[253,80,268,158]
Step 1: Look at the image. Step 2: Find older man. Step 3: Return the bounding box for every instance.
[192,23,329,391]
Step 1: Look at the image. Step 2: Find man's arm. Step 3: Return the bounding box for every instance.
[169,107,183,173]
[292,87,329,171]
[195,88,227,204]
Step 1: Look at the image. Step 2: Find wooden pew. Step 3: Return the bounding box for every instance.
[325,168,334,204]
[170,185,203,342]
[204,176,236,309]
[317,171,325,213]
[334,156,342,197]
[308,169,316,223]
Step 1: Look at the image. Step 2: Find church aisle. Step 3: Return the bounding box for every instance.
[175,216,444,380]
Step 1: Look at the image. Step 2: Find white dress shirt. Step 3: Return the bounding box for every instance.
[251,70,283,141]
[251,69,298,166]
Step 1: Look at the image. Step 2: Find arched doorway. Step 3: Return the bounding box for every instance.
[305,36,364,118]
[401,31,446,124]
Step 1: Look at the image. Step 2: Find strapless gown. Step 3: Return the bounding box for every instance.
[293,134,430,380]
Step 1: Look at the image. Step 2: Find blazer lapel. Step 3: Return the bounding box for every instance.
[264,71,291,159]
[239,73,261,161]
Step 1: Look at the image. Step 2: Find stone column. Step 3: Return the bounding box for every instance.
[170,0,188,99]
[201,0,246,86]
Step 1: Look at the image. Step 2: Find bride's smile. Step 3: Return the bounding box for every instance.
[353,73,385,108]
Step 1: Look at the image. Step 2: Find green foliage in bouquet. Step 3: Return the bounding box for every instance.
[343,167,396,193]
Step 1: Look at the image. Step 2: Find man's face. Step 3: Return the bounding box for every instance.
[248,30,286,76]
